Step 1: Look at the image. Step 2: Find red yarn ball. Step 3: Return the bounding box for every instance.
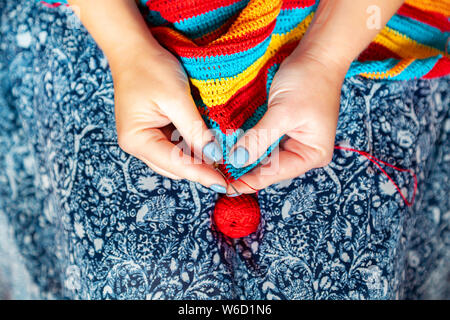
[213,194,261,238]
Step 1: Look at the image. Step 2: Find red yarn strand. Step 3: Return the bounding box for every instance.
[236,178,259,193]
[228,145,418,206]
[334,145,417,206]
[214,145,418,238]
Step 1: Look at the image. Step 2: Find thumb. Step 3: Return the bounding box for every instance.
[228,102,296,169]
[162,93,223,163]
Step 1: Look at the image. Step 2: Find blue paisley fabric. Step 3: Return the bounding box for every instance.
[0,1,449,300]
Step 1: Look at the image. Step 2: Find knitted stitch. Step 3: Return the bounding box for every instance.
[40,0,450,180]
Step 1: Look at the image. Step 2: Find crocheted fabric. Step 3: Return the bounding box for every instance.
[40,0,450,180]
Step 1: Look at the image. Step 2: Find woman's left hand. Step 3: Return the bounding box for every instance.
[227,53,347,194]
[226,0,406,195]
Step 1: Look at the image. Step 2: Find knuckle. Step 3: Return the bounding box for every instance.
[277,109,294,129]
[117,131,137,155]
[187,119,209,146]
[244,128,277,158]
[315,149,334,167]
[278,163,301,180]
[267,96,295,124]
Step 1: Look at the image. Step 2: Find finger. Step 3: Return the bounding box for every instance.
[228,104,294,169]
[227,150,312,194]
[122,128,228,191]
[227,139,333,194]
[140,158,182,180]
[160,94,223,163]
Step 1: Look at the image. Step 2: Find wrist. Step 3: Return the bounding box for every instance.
[284,45,350,87]
[68,0,166,73]
[287,38,353,81]
[105,33,163,72]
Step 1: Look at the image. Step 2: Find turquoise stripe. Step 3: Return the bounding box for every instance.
[181,37,272,79]
[145,10,168,26]
[389,55,441,80]
[387,15,448,52]
[181,6,318,80]
[346,59,401,78]
[273,5,318,34]
[174,0,250,38]
[175,1,317,38]
[346,55,441,79]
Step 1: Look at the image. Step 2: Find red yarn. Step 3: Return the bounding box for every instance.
[214,145,418,238]
[214,194,260,238]
[334,145,417,206]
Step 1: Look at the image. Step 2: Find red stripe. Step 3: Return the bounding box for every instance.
[282,0,317,10]
[207,41,299,133]
[41,1,66,7]
[151,19,276,57]
[147,0,318,24]
[397,3,450,32]
[358,42,402,62]
[146,0,242,23]
[212,18,275,46]
[423,57,450,79]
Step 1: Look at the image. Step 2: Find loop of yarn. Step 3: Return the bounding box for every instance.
[213,194,260,239]
[213,145,419,239]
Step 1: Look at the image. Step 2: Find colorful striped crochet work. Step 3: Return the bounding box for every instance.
[40,0,450,180]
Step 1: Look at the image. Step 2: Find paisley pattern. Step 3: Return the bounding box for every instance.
[0,1,449,299]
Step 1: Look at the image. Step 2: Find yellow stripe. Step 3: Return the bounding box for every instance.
[405,0,450,17]
[373,26,446,59]
[191,12,314,108]
[360,59,414,79]
[153,1,283,49]
[211,0,282,45]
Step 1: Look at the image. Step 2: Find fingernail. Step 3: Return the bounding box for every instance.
[228,192,242,197]
[229,147,249,168]
[203,141,223,162]
[210,184,227,193]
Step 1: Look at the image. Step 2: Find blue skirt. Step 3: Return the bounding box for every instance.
[0,1,448,299]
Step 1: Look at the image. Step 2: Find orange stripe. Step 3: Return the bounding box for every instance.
[404,0,450,17]
[360,59,414,79]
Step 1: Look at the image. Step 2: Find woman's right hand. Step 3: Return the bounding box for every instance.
[67,0,227,192]
[110,44,227,192]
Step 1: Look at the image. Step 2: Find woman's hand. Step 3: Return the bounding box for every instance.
[227,54,346,194]
[227,0,405,194]
[111,44,227,191]
[68,0,227,192]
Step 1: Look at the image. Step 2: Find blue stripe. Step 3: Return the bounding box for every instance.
[273,5,318,34]
[145,10,168,26]
[182,37,272,79]
[390,55,442,80]
[346,55,441,80]
[346,59,401,78]
[182,6,318,80]
[174,0,250,38]
[387,15,449,52]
